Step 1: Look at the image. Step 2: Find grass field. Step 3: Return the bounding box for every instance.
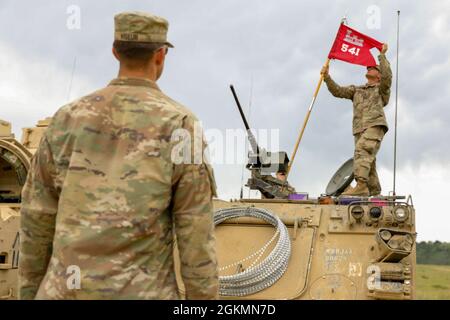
[416,264,450,300]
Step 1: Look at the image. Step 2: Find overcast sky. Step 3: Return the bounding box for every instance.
[0,0,449,241]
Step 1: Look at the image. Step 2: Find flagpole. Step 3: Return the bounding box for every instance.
[286,18,346,179]
[286,58,330,178]
[393,10,400,196]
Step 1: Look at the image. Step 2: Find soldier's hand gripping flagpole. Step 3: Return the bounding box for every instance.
[286,58,330,178]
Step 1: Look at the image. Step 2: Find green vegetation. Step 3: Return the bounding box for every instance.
[415,241,449,299]
[416,241,450,265]
[416,264,450,300]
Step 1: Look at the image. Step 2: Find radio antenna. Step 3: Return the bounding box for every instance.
[67,56,77,101]
[393,10,400,196]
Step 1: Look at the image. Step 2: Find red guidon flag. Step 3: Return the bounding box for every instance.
[328,24,383,67]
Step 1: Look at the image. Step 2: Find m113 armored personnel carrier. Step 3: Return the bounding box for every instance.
[174,86,416,300]
[0,114,416,300]
[0,118,50,299]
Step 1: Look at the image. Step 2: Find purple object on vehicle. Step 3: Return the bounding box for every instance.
[288,193,308,200]
[339,197,364,205]
[339,197,388,206]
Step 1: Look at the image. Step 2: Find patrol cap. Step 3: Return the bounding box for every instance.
[114,11,174,48]
[367,65,380,72]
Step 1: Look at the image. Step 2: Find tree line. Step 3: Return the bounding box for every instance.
[416,241,450,265]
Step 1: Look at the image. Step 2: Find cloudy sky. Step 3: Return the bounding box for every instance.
[0,0,449,241]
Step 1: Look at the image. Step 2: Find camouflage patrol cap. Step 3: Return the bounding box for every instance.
[367,65,380,72]
[114,11,174,48]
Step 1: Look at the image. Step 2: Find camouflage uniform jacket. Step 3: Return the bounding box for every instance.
[251,171,296,199]
[19,77,219,300]
[324,54,392,135]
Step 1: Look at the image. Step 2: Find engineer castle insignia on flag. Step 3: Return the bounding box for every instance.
[344,30,364,47]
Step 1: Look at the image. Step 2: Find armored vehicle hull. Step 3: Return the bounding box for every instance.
[0,118,417,300]
[0,119,50,300]
[174,198,416,300]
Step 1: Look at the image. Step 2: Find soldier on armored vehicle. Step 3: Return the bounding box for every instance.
[321,44,391,197]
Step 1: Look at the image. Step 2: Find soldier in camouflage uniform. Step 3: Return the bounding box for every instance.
[19,12,219,300]
[252,169,296,199]
[274,170,296,196]
[321,44,392,196]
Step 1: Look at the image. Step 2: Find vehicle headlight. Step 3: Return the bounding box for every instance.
[351,205,364,220]
[380,230,392,241]
[393,206,409,222]
[369,206,383,221]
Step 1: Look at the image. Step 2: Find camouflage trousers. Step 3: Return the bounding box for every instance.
[353,126,386,194]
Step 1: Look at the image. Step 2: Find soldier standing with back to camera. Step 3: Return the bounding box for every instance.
[321,44,392,197]
[19,12,219,300]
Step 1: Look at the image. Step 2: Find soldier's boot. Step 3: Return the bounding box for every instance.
[342,183,354,194]
[342,179,369,196]
[368,179,381,196]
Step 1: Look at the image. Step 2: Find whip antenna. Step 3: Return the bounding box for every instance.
[393,10,400,196]
[67,56,77,101]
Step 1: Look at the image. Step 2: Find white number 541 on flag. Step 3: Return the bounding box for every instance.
[341,43,361,56]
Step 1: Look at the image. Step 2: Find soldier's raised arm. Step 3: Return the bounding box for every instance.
[19,134,59,300]
[378,44,392,106]
[321,65,356,100]
[171,115,219,300]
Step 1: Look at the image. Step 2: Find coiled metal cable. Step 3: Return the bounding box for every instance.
[214,207,291,296]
